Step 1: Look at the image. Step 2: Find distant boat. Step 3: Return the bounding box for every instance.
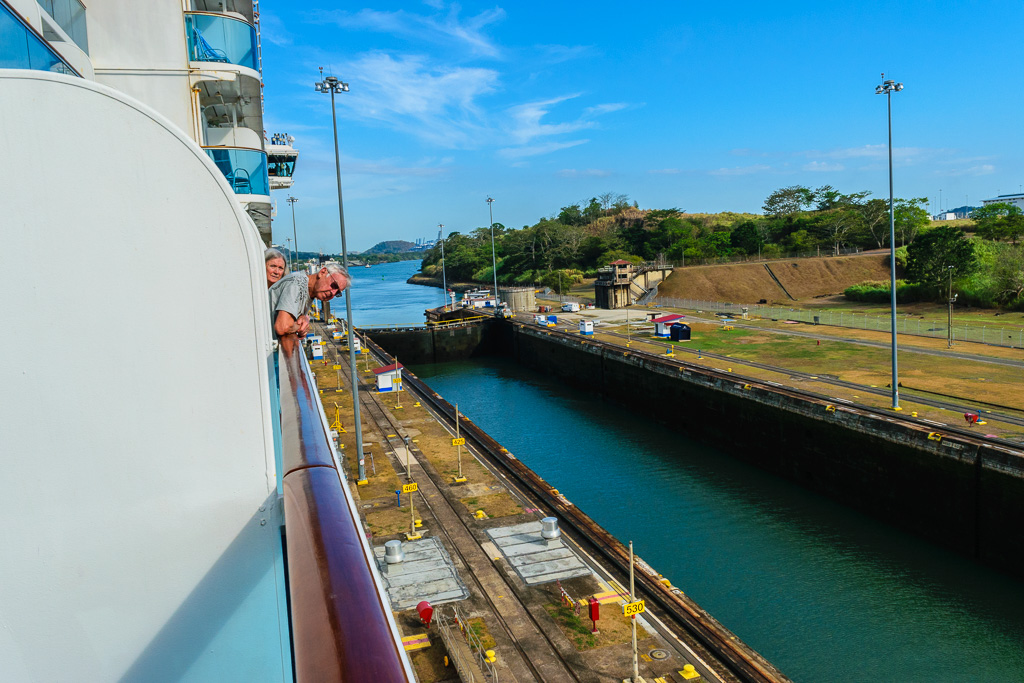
[365,264,371,268]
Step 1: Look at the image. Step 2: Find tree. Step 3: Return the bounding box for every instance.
[905,226,978,296]
[991,246,1024,303]
[762,185,814,217]
[972,202,1024,243]
[817,207,862,256]
[893,198,930,246]
[859,198,890,249]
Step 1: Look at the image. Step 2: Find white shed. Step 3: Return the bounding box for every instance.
[373,362,405,392]
[650,313,685,337]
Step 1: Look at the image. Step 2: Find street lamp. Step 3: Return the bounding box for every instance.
[286,196,299,271]
[438,223,447,310]
[875,76,904,411]
[486,196,499,315]
[947,265,957,348]
[315,69,366,482]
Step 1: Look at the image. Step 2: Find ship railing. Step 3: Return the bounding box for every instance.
[277,337,413,682]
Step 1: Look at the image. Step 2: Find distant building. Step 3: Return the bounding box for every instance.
[981,193,1024,211]
[933,205,977,220]
[595,260,635,309]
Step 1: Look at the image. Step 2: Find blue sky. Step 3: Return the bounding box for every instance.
[260,1,1024,253]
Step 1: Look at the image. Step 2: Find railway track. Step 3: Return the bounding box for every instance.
[356,331,790,683]
[321,329,581,683]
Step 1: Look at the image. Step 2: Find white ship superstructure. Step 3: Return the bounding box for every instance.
[2,0,284,242]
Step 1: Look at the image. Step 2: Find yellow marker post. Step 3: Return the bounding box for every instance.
[394,355,402,409]
[333,364,343,392]
[403,481,420,539]
[453,403,467,483]
[623,600,646,617]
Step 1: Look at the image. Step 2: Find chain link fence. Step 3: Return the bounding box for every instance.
[653,296,1024,349]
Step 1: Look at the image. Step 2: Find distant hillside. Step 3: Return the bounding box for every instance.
[364,240,416,254]
[658,253,892,303]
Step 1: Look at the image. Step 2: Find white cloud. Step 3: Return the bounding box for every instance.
[258,12,293,47]
[498,140,589,159]
[315,5,505,58]
[506,94,595,144]
[557,168,612,178]
[709,164,772,176]
[802,161,845,172]
[935,164,996,177]
[336,51,498,148]
[499,94,627,157]
[532,44,595,64]
[649,168,682,174]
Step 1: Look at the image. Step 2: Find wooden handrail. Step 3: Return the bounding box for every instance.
[278,337,411,682]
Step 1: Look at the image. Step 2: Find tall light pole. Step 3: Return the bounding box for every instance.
[286,196,299,271]
[486,196,499,314]
[438,223,447,310]
[876,76,904,411]
[947,265,957,348]
[315,69,366,483]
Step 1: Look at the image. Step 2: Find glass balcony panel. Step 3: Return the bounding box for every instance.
[185,12,257,71]
[204,148,269,196]
[0,4,76,74]
[37,0,88,53]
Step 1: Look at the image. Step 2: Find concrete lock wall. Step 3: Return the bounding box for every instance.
[503,323,1024,578]
[364,322,499,365]
[367,318,1024,578]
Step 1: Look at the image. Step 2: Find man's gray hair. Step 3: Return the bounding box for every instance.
[322,261,349,277]
[265,247,287,264]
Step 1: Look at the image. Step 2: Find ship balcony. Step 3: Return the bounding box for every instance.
[203,145,269,197]
[185,11,258,75]
[0,1,78,75]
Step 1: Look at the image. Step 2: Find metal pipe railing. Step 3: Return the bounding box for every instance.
[278,338,412,682]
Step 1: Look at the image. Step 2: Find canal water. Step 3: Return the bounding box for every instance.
[357,261,1024,682]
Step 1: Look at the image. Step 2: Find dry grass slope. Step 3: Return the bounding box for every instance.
[658,253,891,303]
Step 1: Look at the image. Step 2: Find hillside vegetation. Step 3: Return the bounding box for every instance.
[657,254,892,303]
[415,188,1024,309]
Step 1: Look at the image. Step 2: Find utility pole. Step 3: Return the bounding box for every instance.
[629,541,640,682]
[876,75,904,411]
[947,265,956,348]
[438,223,447,309]
[287,196,299,270]
[487,197,499,315]
[315,68,366,482]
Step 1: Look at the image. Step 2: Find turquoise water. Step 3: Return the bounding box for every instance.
[336,259,444,328]
[414,358,1024,682]
[354,264,1024,681]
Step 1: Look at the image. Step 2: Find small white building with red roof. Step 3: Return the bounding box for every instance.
[650,313,685,337]
[373,361,404,393]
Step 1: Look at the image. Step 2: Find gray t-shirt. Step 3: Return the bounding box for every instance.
[268,272,310,334]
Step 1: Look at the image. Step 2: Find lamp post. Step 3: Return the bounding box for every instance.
[286,196,299,271]
[315,69,366,483]
[876,76,904,411]
[438,223,447,310]
[486,196,499,315]
[947,265,957,348]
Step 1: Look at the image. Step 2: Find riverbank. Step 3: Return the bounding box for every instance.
[406,273,482,291]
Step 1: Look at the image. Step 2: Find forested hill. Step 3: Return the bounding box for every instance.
[363,240,416,254]
[416,187,1024,309]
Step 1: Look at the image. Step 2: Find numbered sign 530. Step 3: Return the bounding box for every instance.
[451,437,466,446]
[623,600,646,617]
[402,482,419,494]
